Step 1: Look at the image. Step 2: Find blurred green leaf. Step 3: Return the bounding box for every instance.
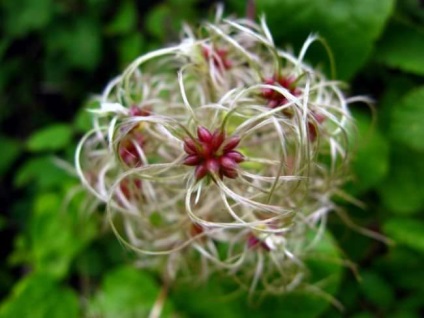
[351,313,374,318]
[74,99,101,133]
[145,1,197,42]
[27,124,72,152]
[348,111,389,194]
[398,292,424,311]
[0,136,21,176]
[378,76,417,132]
[106,0,137,35]
[15,156,73,189]
[391,311,421,318]
[174,230,343,318]
[252,0,395,79]
[376,248,424,291]
[0,39,11,60]
[118,33,145,67]
[0,273,79,318]
[88,266,173,318]
[383,218,424,254]
[27,192,97,278]
[1,0,53,37]
[390,87,424,152]
[359,271,394,308]
[375,19,424,75]
[45,19,102,70]
[378,146,424,215]
[145,5,171,41]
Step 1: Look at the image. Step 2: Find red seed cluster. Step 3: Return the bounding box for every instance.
[262,75,301,109]
[129,105,151,117]
[118,130,144,167]
[307,112,326,142]
[119,178,142,200]
[118,106,151,167]
[202,45,232,70]
[247,233,271,252]
[183,127,244,180]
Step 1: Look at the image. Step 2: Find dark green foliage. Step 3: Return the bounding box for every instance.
[1,0,424,316]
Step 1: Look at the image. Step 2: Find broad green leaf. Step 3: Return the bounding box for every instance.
[391,311,421,318]
[0,273,79,318]
[375,19,424,75]
[0,39,11,60]
[348,111,389,194]
[390,87,424,152]
[376,248,424,291]
[28,192,97,278]
[398,292,424,311]
[0,136,21,176]
[145,5,172,41]
[383,218,424,254]
[88,266,173,318]
[378,146,424,215]
[378,76,416,132]
[106,0,137,35]
[243,232,342,318]
[172,276,243,318]
[145,1,197,42]
[359,271,394,308]
[14,156,73,189]
[173,231,343,318]
[27,124,73,152]
[1,0,53,37]
[118,33,145,67]
[238,0,396,79]
[45,19,102,70]
[74,99,101,133]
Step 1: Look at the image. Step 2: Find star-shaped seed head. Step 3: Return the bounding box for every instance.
[262,74,301,110]
[118,130,144,167]
[183,126,244,180]
[202,45,232,70]
[247,233,271,252]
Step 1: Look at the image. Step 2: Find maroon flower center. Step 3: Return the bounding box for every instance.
[247,233,270,252]
[119,178,142,200]
[119,130,145,167]
[118,106,150,167]
[202,45,232,70]
[183,127,244,180]
[129,105,151,117]
[262,74,301,111]
[307,112,326,142]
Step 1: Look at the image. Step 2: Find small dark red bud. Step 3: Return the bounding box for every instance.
[200,143,213,157]
[226,151,244,163]
[206,159,220,174]
[130,105,151,117]
[247,234,270,251]
[211,130,225,150]
[220,156,237,170]
[195,164,208,180]
[183,155,202,166]
[197,127,213,143]
[314,113,326,124]
[190,223,204,237]
[223,136,241,151]
[222,168,238,179]
[183,138,198,155]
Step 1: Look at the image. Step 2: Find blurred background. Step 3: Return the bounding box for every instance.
[0,0,423,317]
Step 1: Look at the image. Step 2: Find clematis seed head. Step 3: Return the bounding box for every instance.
[183,127,244,180]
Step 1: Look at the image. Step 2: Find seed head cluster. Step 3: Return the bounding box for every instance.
[75,9,362,298]
[183,127,244,180]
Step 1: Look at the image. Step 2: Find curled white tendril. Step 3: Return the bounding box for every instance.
[75,11,368,300]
